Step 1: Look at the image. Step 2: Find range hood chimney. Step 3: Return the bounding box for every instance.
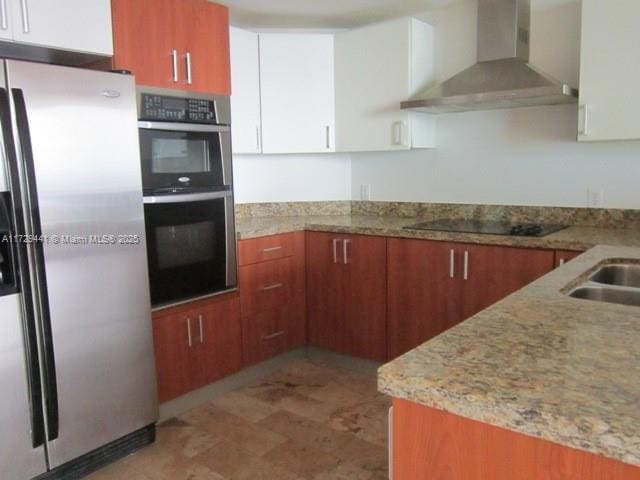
[401,0,578,113]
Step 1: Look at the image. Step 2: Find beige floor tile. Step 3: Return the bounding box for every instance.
[262,439,341,478]
[181,404,288,456]
[210,390,277,423]
[230,455,305,480]
[193,441,258,478]
[328,398,391,447]
[257,410,352,455]
[308,381,367,407]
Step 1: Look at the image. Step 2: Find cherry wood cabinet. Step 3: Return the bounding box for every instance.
[111,0,231,94]
[555,249,583,268]
[306,232,387,361]
[388,240,555,360]
[239,232,306,366]
[387,239,462,359]
[152,293,242,403]
[460,244,555,319]
[392,398,640,480]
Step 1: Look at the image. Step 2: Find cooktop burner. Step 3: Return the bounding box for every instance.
[403,219,567,237]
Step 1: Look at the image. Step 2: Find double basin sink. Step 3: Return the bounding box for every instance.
[569,264,640,307]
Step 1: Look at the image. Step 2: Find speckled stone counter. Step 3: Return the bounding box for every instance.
[236,214,640,251]
[378,245,640,467]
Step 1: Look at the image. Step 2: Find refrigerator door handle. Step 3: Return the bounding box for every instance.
[0,87,47,449]
[12,88,59,442]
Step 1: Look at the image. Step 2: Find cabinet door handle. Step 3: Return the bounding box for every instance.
[392,121,406,146]
[325,125,331,149]
[20,0,30,33]
[186,52,193,85]
[332,239,340,264]
[186,317,193,347]
[0,0,8,30]
[449,249,455,279]
[343,239,351,265]
[262,246,282,253]
[171,49,179,83]
[579,104,589,136]
[262,282,283,291]
[559,258,565,267]
[198,314,204,344]
[463,251,469,281]
[263,330,285,341]
[256,126,261,151]
[388,406,394,480]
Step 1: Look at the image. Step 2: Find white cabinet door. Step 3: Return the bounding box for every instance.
[579,0,640,141]
[259,33,335,154]
[230,27,262,154]
[335,18,435,152]
[10,0,113,55]
[0,0,13,40]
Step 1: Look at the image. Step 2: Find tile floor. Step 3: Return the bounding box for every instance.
[87,356,391,480]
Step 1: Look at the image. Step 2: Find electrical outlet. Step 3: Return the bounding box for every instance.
[587,188,604,208]
[360,184,372,201]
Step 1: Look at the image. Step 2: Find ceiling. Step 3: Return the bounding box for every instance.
[214,0,459,29]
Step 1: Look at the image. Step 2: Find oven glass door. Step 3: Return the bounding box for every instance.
[144,194,232,306]
[139,124,231,192]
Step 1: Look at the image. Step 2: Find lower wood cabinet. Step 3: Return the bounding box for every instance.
[387,239,556,359]
[306,232,387,361]
[392,398,640,480]
[239,232,306,366]
[152,293,243,403]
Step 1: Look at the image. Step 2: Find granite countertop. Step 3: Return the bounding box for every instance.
[378,245,640,467]
[236,214,640,251]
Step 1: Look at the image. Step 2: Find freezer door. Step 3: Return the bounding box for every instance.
[0,295,48,479]
[6,60,158,468]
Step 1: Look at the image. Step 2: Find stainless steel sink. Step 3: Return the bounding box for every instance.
[569,286,640,307]
[590,264,640,288]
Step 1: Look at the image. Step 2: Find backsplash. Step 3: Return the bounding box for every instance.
[236,201,640,230]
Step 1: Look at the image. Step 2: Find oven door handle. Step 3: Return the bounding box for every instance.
[144,191,232,204]
[137,121,230,133]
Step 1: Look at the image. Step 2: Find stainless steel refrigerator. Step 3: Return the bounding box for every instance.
[0,60,158,480]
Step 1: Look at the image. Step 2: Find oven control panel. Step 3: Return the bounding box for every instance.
[139,94,217,124]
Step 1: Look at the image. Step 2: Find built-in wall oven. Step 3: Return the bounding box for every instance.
[138,87,237,308]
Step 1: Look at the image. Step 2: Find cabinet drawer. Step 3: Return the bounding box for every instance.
[240,257,294,315]
[238,233,296,266]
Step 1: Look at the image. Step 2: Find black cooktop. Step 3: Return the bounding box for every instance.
[404,219,567,237]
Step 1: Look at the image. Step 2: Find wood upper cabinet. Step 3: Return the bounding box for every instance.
[259,33,335,154]
[459,244,555,319]
[387,239,462,360]
[111,0,230,94]
[4,0,113,55]
[579,0,640,141]
[306,232,387,361]
[151,293,242,403]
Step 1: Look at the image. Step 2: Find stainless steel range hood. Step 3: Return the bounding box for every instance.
[401,0,578,113]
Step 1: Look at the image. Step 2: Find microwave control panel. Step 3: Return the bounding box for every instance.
[140,94,217,124]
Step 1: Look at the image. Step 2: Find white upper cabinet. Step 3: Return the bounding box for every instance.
[6,0,112,55]
[334,18,436,152]
[230,27,262,154]
[259,33,335,154]
[579,0,640,141]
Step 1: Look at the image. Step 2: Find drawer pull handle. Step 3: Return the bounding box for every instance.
[186,317,193,348]
[263,330,285,341]
[198,314,204,344]
[262,246,282,253]
[262,282,284,291]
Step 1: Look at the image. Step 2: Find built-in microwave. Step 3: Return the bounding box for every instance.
[137,88,232,194]
[137,88,237,308]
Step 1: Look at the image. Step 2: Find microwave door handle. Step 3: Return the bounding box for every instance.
[143,191,232,204]
[137,121,230,133]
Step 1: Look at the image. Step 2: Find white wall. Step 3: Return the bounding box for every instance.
[351,0,640,209]
[233,153,351,203]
